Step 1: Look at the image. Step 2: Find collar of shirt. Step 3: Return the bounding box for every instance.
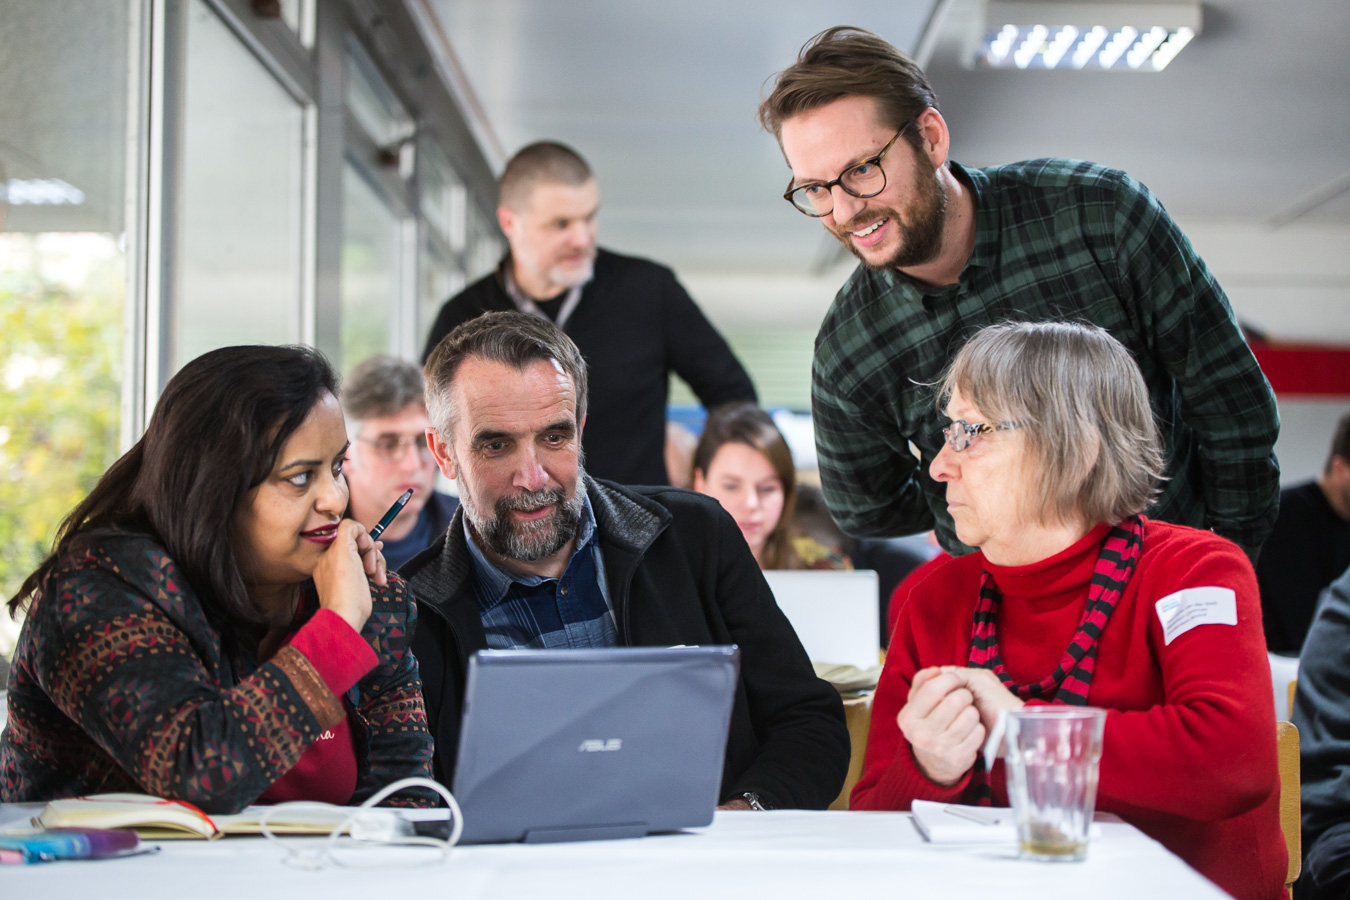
[462,488,600,615]
[501,257,586,329]
[951,161,1002,274]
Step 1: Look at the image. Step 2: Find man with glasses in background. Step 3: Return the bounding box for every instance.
[758,27,1279,562]
[342,355,459,570]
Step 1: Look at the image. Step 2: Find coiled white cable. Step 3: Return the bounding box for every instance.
[258,777,463,870]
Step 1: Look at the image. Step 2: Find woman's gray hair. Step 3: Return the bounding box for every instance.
[938,320,1165,527]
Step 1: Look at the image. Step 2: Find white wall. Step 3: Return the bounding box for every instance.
[1276,399,1350,486]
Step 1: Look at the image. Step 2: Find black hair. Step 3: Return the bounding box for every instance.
[10,345,340,649]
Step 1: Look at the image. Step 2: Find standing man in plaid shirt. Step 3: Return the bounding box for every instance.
[759,27,1279,562]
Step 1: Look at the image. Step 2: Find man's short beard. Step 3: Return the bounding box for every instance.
[514,244,596,294]
[545,256,594,289]
[459,464,587,563]
[840,157,948,272]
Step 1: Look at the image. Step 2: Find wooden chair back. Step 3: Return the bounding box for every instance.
[1278,720,1301,886]
[829,694,873,810]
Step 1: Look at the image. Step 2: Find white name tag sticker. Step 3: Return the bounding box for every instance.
[1154,587,1237,646]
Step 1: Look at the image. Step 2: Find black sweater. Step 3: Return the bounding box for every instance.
[421,249,756,486]
[1256,481,1350,653]
[403,477,850,810]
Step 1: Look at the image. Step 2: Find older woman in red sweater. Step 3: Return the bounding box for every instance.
[851,321,1285,900]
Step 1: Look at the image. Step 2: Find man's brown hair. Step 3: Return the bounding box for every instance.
[498,141,592,211]
[1326,411,1350,474]
[758,26,939,151]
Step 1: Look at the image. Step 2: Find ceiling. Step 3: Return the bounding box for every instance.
[423,0,1350,341]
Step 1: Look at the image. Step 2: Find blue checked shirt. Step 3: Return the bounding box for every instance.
[812,159,1280,560]
[463,492,617,649]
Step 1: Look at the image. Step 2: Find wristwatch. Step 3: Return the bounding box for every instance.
[741,791,769,811]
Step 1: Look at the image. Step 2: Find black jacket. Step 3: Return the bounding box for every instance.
[1293,564,1350,848]
[402,477,849,810]
[420,249,757,486]
[1256,481,1350,653]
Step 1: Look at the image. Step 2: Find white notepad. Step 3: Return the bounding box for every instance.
[910,799,1104,844]
[910,800,1017,844]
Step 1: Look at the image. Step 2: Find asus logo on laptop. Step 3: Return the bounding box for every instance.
[578,739,623,752]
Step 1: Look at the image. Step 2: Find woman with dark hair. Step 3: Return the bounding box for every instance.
[0,345,433,812]
[692,403,848,570]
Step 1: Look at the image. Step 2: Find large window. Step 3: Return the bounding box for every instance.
[175,0,306,367]
[340,165,404,372]
[0,0,129,652]
[0,1,499,662]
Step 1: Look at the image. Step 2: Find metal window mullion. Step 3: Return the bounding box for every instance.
[120,0,151,450]
[298,99,318,347]
[140,0,187,411]
[311,0,347,363]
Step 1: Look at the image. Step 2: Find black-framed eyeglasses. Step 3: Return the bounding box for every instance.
[783,118,915,218]
[359,433,434,463]
[941,420,1021,453]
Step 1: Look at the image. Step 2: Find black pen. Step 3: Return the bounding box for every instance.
[369,489,414,540]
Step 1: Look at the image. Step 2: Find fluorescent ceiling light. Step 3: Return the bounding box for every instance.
[976,1,1202,72]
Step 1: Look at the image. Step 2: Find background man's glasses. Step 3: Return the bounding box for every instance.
[359,434,434,463]
[942,419,1021,453]
[783,118,915,218]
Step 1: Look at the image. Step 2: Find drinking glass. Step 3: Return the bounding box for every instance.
[1004,706,1106,861]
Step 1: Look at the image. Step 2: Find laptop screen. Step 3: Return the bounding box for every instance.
[452,645,739,844]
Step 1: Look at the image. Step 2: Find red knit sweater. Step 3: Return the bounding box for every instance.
[259,609,377,804]
[853,519,1286,900]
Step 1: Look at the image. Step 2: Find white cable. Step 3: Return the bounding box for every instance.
[258,777,464,870]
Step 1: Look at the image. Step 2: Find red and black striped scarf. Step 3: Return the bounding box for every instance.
[967,516,1144,804]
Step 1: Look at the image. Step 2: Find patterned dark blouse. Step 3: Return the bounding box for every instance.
[0,533,434,813]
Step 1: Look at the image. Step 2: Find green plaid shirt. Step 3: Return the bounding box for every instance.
[812,158,1279,560]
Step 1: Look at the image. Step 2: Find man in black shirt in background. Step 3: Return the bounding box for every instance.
[1257,411,1350,653]
[422,141,756,486]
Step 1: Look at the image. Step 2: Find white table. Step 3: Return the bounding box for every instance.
[0,806,1229,899]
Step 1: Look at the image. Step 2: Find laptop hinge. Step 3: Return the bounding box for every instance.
[523,823,649,844]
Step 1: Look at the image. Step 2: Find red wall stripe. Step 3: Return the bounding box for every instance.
[1250,344,1350,396]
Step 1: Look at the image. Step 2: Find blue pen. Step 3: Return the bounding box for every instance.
[369,489,414,540]
[0,828,148,863]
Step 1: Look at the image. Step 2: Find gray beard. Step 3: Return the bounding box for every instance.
[461,471,586,563]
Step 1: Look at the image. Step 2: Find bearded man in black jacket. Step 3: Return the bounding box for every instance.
[405,311,848,811]
[420,141,756,487]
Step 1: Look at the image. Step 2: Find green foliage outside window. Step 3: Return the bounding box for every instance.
[0,237,122,654]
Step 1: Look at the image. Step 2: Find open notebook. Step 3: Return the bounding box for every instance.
[31,793,436,840]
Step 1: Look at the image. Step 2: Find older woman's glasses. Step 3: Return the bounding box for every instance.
[359,434,434,463]
[783,119,913,218]
[942,420,1021,453]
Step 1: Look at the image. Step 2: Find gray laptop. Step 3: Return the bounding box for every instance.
[451,645,740,844]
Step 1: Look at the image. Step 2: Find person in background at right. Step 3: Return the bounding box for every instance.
[1257,411,1350,654]
[692,403,849,571]
[1293,562,1350,899]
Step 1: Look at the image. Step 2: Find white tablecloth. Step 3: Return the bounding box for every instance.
[0,806,1230,899]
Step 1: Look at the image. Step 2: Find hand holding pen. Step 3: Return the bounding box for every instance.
[311,490,411,634]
